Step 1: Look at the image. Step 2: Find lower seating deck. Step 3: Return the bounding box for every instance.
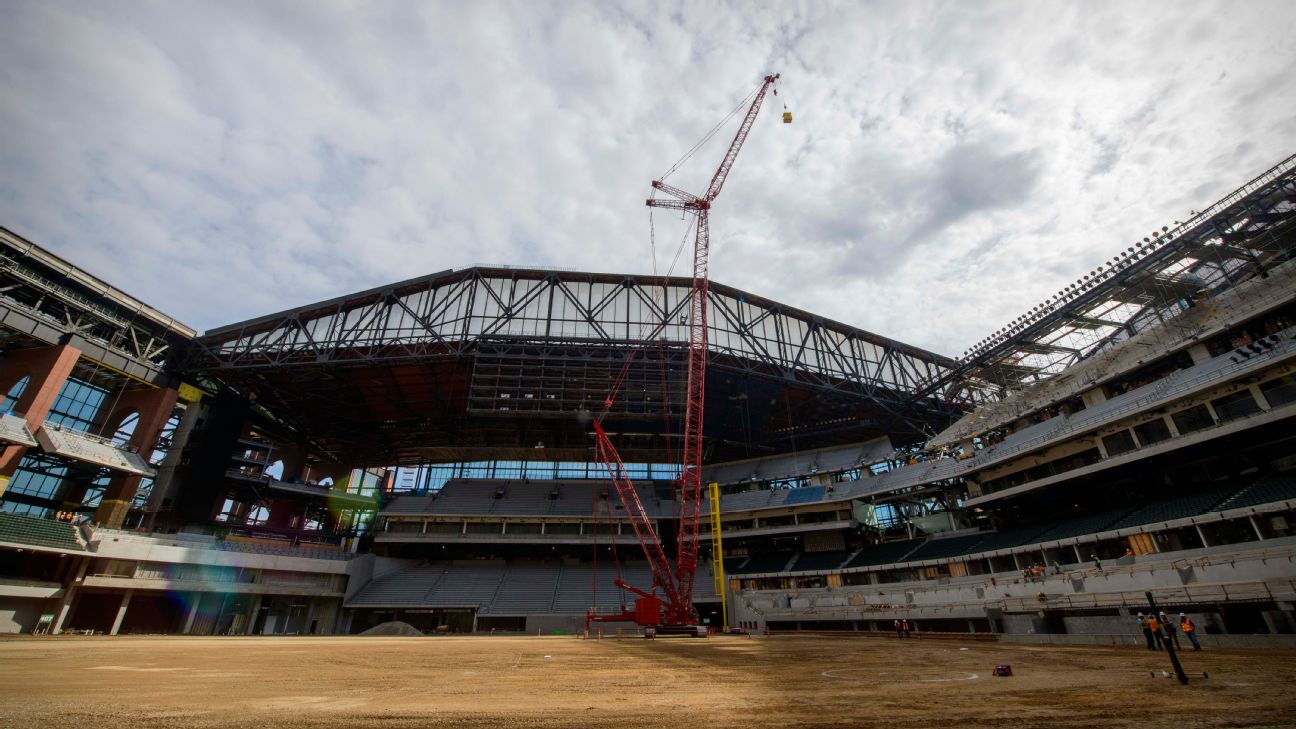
[728,476,1296,581]
[348,559,719,615]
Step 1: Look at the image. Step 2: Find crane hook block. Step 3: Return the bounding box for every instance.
[782,111,793,124]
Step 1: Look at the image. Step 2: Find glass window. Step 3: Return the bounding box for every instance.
[5,453,71,503]
[1259,374,1296,407]
[0,500,48,518]
[1133,418,1172,446]
[1171,404,1215,434]
[1101,430,1137,457]
[45,379,110,433]
[1211,390,1261,423]
[1,376,30,413]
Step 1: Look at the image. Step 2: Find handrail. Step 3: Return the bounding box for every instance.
[740,542,1296,599]
[837,331,1296,503]
[41,421,135,450]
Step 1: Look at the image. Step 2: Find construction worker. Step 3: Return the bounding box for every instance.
[1137,613,1154,650]
[1147,613,1164,649]
[1091,553,1103,571]
[893,619,902,638]
[1160,611,1181,650]
[1179,613,1201,651]
[901,618,911,638]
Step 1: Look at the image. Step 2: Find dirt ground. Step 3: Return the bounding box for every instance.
[0,634,1293,729]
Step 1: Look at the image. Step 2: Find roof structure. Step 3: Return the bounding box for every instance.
[184,268,968,466]
[914,153,1296,406]
[0,226,195,387]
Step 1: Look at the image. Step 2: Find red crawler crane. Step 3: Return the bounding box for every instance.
[589,73,782,632]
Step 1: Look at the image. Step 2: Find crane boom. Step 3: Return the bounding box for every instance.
[594,72,780,629]
[704,74,780,203]
[591,421,680,614]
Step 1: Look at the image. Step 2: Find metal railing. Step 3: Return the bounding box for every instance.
[842,331,1296,502]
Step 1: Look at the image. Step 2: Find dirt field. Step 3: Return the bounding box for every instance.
[0,634,1293,728]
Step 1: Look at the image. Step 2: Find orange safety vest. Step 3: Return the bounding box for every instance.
[1180,618,1194,633]
[1147,617,1159,632]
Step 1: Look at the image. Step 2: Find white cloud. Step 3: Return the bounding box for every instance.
[1,0,1293,356]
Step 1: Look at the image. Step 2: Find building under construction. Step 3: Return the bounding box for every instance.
[0,132,1293,637]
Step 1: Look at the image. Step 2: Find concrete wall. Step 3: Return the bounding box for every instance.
[525,613,587,634]
[1001,614,1047,634]
[1001,632,1296,649]
[343,553,379,601]
[92,533,352,575]
[0,597,43,633]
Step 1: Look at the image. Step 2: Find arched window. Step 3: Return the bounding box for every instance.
[265,460,284,480]
[110,412,139,447]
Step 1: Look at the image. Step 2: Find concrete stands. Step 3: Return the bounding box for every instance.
[0,512,84,551]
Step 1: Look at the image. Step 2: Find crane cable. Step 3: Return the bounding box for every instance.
[598,79,765,422]
[598,214,694,423]
[590,438,630,614]
[658,83,763,183]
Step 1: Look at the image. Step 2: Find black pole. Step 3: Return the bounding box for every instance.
[1145,591,1189,685]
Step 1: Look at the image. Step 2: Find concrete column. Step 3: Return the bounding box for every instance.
[1184,343,1211,364]
[1249,516,1266,541]
[182,595,201,634]
[1249,384,1272,410]
[144,399,204,522]
[109,590,134,635]
[1128,428,1144,448]
[264,498,305,531]
[1195,524,1211,548]
[1081,388,1107,408]
[1073,544,1084,563]
[1093,437,1110,459]
[275,443,309,482]
[0,343,82,495]
[92,385,180,528]
[245,595,263,635]
[51,557,89,634]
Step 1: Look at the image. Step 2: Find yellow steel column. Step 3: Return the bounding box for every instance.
[708,482,727,630]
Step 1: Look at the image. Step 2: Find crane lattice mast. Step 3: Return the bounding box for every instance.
[591,73,781,628]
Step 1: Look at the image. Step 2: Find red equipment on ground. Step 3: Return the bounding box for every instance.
[588,73,782,633]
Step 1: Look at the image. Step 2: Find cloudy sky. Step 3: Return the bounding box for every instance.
[1,1,1293,356]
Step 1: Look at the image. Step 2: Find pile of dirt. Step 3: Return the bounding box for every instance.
[359,621,423,636]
